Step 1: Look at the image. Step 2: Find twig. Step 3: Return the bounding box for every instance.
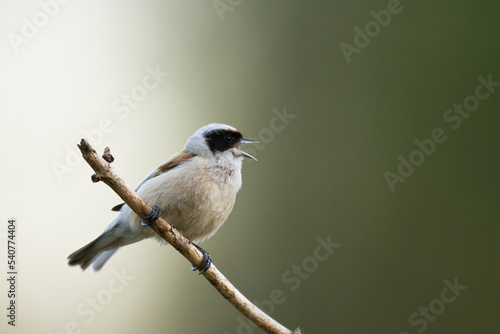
[77,139,303,334]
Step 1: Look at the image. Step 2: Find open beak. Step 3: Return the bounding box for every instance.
[241,138,258,144]
[239,138,258,161]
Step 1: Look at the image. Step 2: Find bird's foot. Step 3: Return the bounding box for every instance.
[191,244,212,274]
[141,206,161,226]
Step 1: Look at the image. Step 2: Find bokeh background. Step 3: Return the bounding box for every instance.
[1,1,499,333]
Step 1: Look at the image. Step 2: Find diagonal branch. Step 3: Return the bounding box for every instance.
[77,139,302,334]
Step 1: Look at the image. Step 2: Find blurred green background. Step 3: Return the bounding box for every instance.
[1,1,499,333]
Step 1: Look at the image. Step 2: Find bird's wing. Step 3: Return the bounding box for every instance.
[111,150,196,211]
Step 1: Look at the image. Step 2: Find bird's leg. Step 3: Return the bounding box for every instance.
[191,243,212,274]
[141,206,161,226]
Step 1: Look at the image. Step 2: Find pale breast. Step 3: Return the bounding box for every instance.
[132,155,243,243]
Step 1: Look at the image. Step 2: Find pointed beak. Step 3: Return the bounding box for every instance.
[239,138,258,161]
[241,138,259,144]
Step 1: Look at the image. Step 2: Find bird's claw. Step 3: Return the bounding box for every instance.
[141,206,161,226]
[191,244,212,274]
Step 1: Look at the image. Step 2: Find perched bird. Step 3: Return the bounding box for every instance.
[68,123,257,272]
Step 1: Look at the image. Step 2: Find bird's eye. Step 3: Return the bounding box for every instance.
[224,135,232,142]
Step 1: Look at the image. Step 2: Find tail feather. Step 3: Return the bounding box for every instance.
[68,218,145,271]
[67,235,122,271]
[91,248,121,271]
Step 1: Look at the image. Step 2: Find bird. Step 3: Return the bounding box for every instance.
[67,123,257,272]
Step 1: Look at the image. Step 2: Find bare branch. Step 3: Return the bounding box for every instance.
[77,139,303,334]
